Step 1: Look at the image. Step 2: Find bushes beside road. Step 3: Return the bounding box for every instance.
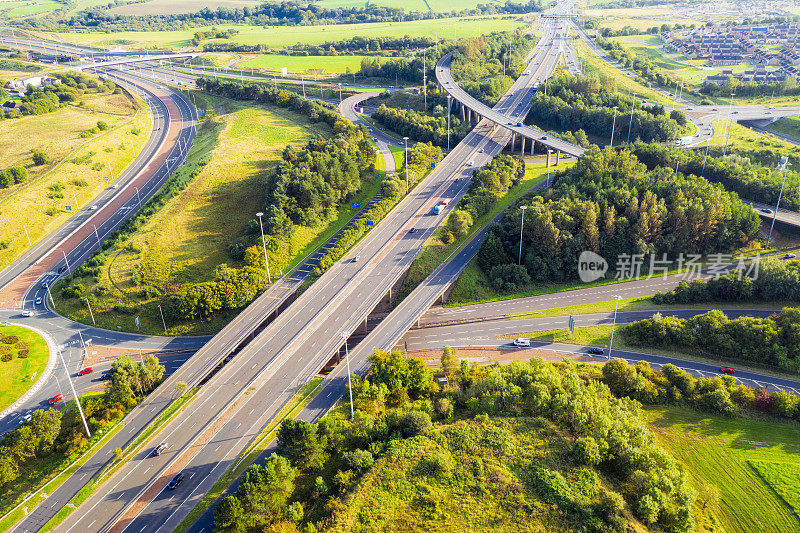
[371,104,470,148]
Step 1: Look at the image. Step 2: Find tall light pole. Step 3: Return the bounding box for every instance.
[722,92,735,156]
[157,303,167,332]
[62,250,71,275]
[768,156,791,244]
[58,347,91,438]
[134,186,142,208]
[254,212,272,284]
[338,83,342,104]
[626,93,636,144]
[607,295,622,360]
[84,298,96,326]
[446,94,452,152]
[546,149,552,187]
[340,332,354,419]
[609,106,618,148]
[518,205,527,265]
[403,137,409,192]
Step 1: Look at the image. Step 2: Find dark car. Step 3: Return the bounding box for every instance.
[153,443,168,456]
[167,472,185,489]
[587,347,605,356]
[540,135,547,140]
[720,366,735,375]
[100,371,112,381]
[409,227,416,234]
[58,266,66,274]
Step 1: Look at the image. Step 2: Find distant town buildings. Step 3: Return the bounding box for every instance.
[663,23,800,84]
[3,76,60,92]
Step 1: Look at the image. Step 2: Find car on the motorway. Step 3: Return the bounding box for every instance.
[111,183,119,189]
[78,367,93,376]
[41,282,48,289]
[58,266,67,273]
[540,135,547,140]
[88,205,98,211]
[35,297,42,306]
[587,347,605,356]
[516,121,523,127]
[733,110,739,114]
[720,366,735,375]
[18,413,32,425]
[712,108,718,111]
[409,227,415,234]
[100,370,112,381]
[782,253,797,259]
[353,255,360,263]
[49,394,63,405]
[21,310,33,317]
[153,443,168,456]
[167,472,185,489]
[513,338,531,347]
[478,148,484,153]
[760,208,773,214]
[467,160,474,166]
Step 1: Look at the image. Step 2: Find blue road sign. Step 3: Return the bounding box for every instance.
[366,220,374,226]
[430,162,435,168]
[351,202,361,208]
[378,174,383,179]
[104,176,109,182]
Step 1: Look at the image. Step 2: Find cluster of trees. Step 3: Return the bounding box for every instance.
[527,75,685,143]
[165,265,268,321]
[631,142,800,211]
[476,146,760,288]
[653,259,800,305]
[0,165,27,189]
[17,72,116,117]
[603,358,800,420]
[701,76,800,98]
[450,30,538,106]
[371,103,470,148]
[217,351,694,532]
[191,27,238,45]
[0,355,163,489]
[23,1,542,32]
[440,154,525,244]
[315,141,443,273]
[622,308,800,373]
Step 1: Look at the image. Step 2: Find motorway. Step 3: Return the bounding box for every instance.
[339,91,398,175]
[49,5,590,532]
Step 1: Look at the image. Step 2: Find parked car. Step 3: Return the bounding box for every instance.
[167,472,185,489]
[720,366,735,375]
[78,367,93,376]
[49,394,63,405]
[587,347,605,356]
[153,443,168,456]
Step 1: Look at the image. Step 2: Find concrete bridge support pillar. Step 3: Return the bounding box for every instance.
[530,139,536,156]
[511,132,516,151]
[520,137,526,155]
[555,150,561,166]
[546,149,551,168]
[460,104,466,121]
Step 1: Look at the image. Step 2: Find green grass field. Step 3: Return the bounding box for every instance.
[0,325,49,413]
[52,15,526,49]
[54,93,328,335]
[766,115,800,141]
[583,7,700,31]
[240,54,373,74]
[0,91,151,271]
[647,406,800,532]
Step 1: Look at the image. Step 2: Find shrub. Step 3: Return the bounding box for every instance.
[96,120,109,131]
[17,349,28,359]
[31,148,50,165]
[573,436,602,465]
[401,410,432,437]
[2,335,19,344]
[1,353,11,362]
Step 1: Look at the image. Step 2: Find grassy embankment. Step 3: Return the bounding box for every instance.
[398,160,557,301]
[647,406,800,533]
[53,92,384,335]
[0,91,151,270]
[54,15,526,49]
[0,325,48,412]
[766,115,800,141]
[239,54,373,75]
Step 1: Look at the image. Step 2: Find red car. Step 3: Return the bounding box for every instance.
[49,394,63,405]
[78,367,93,376]
[720,367,736,375]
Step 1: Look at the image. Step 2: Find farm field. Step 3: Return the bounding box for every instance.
[240,54,374,74]
[647,406,800,533]
[0,325,49,413]
[0,91,150,271]
[50,15,527,50]
[583,7,700,31]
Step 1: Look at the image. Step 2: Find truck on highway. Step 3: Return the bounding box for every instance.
[675,136,693,146]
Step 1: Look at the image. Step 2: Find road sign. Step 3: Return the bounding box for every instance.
[104,176,109,182]
[66,205,72,212]
[134,316,140,330]
[378,174,383,179]
[568,314,575,338]
[351,202,361,209]
[430,162,435,168]
[366,220,374,226]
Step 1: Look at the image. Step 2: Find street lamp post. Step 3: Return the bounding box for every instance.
[338,83,342,104]
[84,298,96,326]
[722,92,735,156]
[340,332,354,419]
[58,347,91,438]
[626,93,636,144]
[608,295,622,360]
[255,212,272,284]
[518,205,527,265]
[446,94,452,152]
[157,303,167,332]
[610,106,618,148]
[403,137,409,192]
[62,250,71,275]
[134,186,142,208]
[768,157,791,244]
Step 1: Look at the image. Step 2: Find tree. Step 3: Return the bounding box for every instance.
[276,419,325,471]
[771,389,799,418]
[215,496,245,533]
[573,436,601,465]
[401,410,432,437]
[602,359,637,396]
[31,149,50,166]
[235,454,297,528]
[441,345,458,378]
